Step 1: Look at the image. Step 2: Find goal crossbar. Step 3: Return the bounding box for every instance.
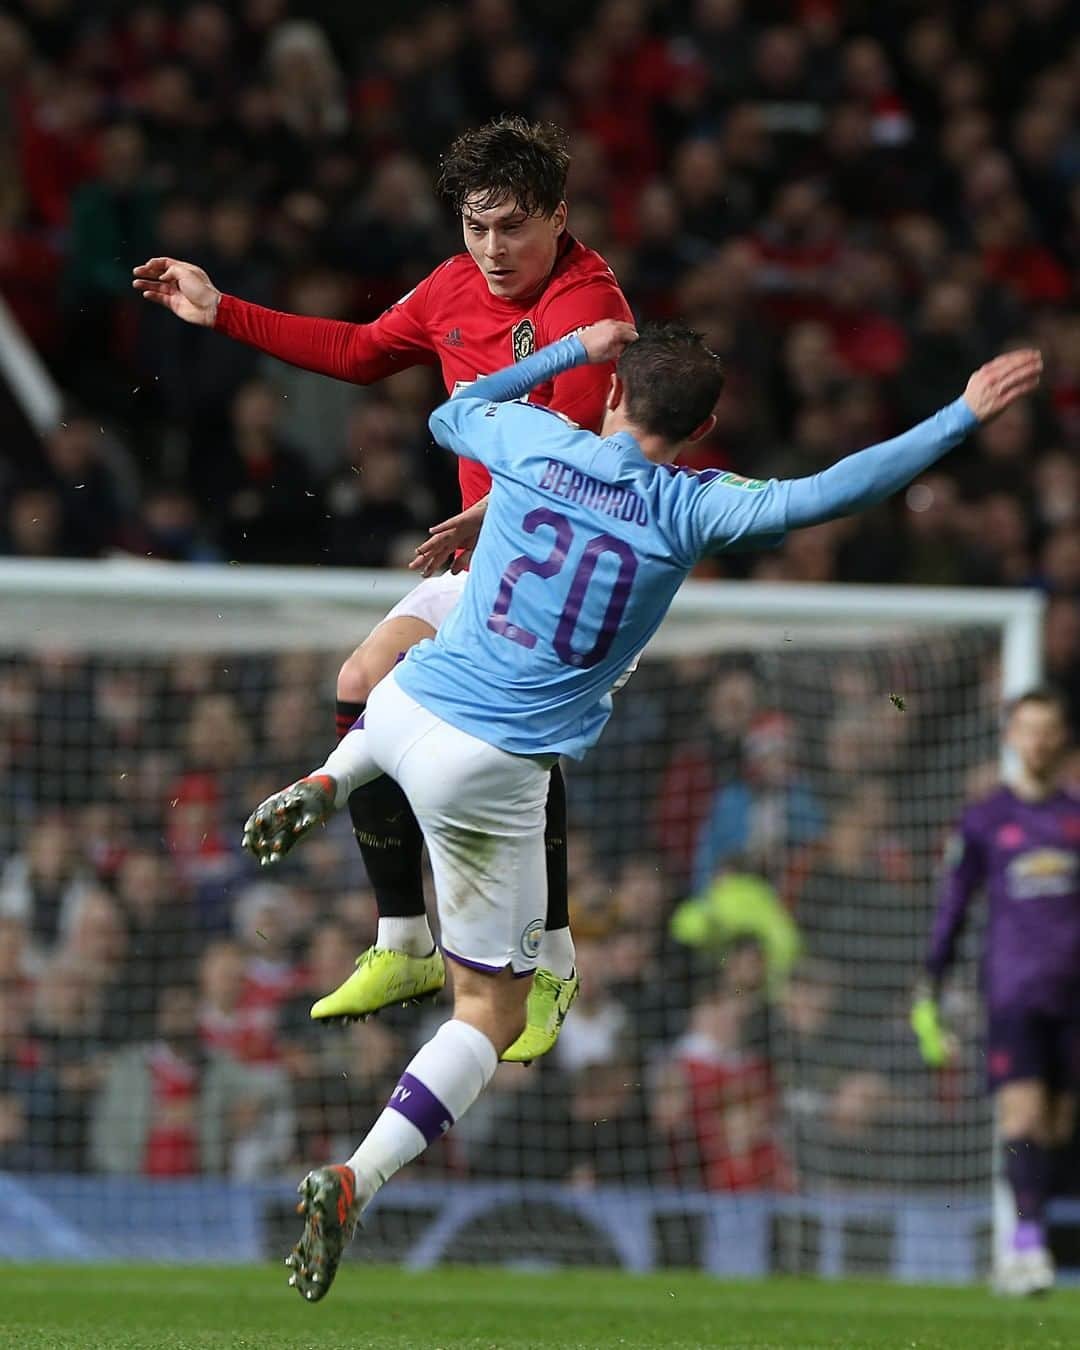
[0,560,1046,686]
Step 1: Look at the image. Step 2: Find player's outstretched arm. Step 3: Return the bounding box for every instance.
[781,349,1042,530]
[692,349,1042,559]
[133,255,436,384]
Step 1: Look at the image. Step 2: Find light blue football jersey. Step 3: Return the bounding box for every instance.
[394,337,976,760]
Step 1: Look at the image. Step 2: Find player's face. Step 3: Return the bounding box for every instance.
[462,195,567,300]
[1006,702,1070,781]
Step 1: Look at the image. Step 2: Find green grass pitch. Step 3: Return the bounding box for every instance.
[1,1264,1078,1349]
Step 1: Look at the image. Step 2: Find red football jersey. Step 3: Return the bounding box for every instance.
[215,234,633,509]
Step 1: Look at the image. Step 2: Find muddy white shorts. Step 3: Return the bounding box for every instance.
[377,571,469,634]
[361,670,550,976]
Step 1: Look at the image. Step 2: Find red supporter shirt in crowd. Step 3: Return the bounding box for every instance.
[679,1051,790,1193]
[214,234,633,511]
[144,1044,199,1177]
[198,1000,279,1067]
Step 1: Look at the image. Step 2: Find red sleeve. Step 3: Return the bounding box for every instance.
[539,275,635,432]
[214,273,440,386]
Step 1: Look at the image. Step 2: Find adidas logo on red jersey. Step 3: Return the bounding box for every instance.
[443,327,464,347]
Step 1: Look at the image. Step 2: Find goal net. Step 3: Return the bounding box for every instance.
[0,559,1043,1279]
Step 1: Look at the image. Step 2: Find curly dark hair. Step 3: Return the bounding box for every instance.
[616,324,726,444]
[436,116,570,218]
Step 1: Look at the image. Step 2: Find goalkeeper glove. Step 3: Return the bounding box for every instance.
[242,774,336,866]
[910,979,950,1068]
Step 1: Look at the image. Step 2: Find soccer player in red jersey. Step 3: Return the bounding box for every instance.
[133,117,633,1059]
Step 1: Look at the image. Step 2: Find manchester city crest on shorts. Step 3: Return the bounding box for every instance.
[512,318,535,362]
[520,918,544,960]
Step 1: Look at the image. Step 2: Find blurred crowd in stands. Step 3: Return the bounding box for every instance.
[0,3,1076,611]
[1,0,1079,1196]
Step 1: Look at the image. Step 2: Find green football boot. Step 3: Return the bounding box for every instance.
[310,946,446,1022]
[285,1165,360,1303]
[501,968,580,1063]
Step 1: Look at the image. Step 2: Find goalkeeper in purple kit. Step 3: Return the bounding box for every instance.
[914,690,1080,1295]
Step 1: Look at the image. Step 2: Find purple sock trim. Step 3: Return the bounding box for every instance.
[351,713,365,731]
[1013,1219,1047,1253]
[387,1072,453,1145]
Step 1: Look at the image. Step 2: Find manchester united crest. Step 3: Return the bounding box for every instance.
[512,318,535,362]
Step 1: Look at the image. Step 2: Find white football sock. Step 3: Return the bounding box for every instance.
[317,728,379,807]
[346,1019,497,1210]
[376,916,435,957]
[538,926,575,980]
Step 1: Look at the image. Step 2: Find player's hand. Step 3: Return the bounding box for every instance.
[577,319,639,365]
[910,980,952,1068]
[409,499,488,577]
[132,257,222,327]
[962,349,1042,423]
[242,776,336,866]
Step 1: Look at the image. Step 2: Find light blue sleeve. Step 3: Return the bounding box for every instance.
[688,397,979,555]
[427,335,588,467]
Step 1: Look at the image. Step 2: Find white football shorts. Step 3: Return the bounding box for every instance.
[376,571,469,634]
[362,669,551,976]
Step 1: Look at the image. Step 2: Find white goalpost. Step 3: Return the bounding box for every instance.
[0,559,1044,1279]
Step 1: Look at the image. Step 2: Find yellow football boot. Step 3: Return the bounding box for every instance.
[501,968,580,1063]
[310,946,445,1022]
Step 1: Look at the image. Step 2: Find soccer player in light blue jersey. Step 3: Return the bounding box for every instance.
[242,321,1041,1302]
